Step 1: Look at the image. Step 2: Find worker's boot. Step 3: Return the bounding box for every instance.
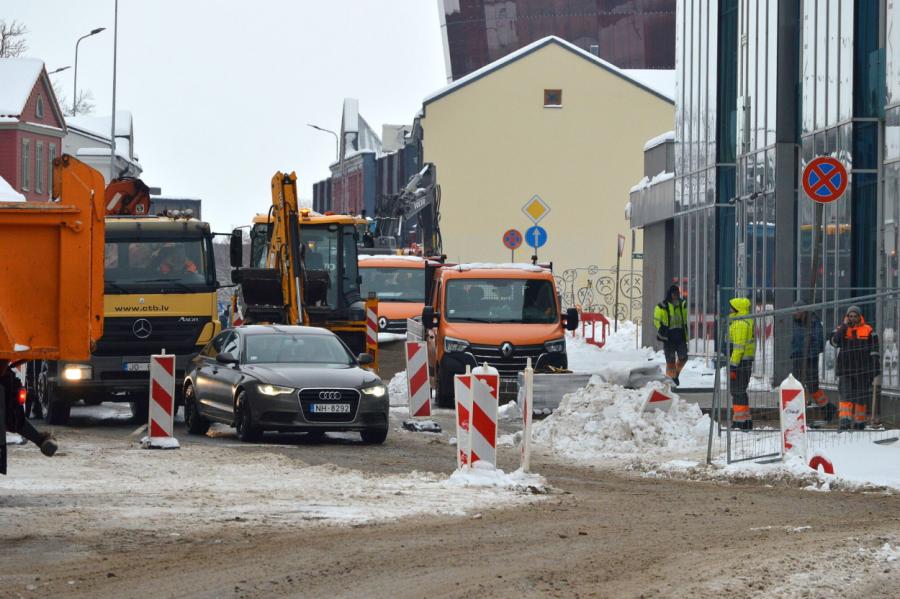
[838,418,852,431]
[822,403,837,423]
[38,433,57,457]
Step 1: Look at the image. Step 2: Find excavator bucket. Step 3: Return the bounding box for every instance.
[232,267,285,324]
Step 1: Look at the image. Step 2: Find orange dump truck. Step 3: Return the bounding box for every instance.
[0,155,106,472]
[421,262,578,406]
[358,255,427,336]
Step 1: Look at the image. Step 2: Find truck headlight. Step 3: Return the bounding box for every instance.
[258,384,294,396]
[544,338,566,353]
[444,337,470,353]
[63,364,92,381]
[361,383,387,398]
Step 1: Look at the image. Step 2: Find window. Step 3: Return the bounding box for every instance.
[48,144,56,197]
[201,331,230,358]
[36,95,44,118]
[221,333,239,357]
[543,89,562,107]
[21,138,30,191]
[35,141,43,194]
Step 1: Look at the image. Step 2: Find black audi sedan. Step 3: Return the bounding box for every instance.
[182,325,389,443]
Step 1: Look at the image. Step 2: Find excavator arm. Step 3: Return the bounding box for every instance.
[268,172,308,326]
[104,176,151,216]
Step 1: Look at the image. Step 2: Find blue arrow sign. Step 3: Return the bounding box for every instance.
[525,225,547,249]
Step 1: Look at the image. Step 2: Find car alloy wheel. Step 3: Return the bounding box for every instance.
[235,390,261,443]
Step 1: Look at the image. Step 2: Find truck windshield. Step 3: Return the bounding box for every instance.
[444,278,558,324]
[104,237,214,293]
[360,267,425,302]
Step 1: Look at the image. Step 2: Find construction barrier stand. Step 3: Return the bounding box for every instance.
[643,386,673,412]
[405,340,431,417]
[453,369,472,468]
[365,296,378,371]
[779,374,807,460]
[470,365,499,468]
[145,353,179,449]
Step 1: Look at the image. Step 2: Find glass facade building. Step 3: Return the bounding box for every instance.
[439,0,676,80]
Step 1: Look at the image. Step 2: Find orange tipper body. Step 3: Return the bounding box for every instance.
[358,255,426,334]
[0,155,105,362]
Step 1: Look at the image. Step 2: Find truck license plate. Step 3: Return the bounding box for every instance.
[310,403,350,414]
[124,362,150,372]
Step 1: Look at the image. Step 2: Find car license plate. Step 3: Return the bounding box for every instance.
[123,362,150,372]
[310,403,351,414]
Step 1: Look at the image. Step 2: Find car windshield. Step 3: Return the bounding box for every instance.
[444,278,559,324]
[104,237,214,293]
[243,333,354,365]
[360,267,425,302]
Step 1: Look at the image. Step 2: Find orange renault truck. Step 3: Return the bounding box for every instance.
[421,262,578,406]
[0,155,106,472]
[358,254,426,336]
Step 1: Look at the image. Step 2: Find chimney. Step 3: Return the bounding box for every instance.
[589,44,600,56]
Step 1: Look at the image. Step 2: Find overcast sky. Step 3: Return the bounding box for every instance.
[6,0,447,230]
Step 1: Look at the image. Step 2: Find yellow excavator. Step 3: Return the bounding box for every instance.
[230,172,377,367]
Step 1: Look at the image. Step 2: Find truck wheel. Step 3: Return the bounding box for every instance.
[38,362,70,425]
[129,394,149,425]
[183,383,210,435]
[435,368,454,409]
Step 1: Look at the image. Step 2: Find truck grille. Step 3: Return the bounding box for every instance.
[299,388,360,423]
[382,319,407,334]
[93,316,208,357]
[469,344,545,380]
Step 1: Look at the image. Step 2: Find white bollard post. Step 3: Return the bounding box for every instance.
[779,374,808,461]
[471,363,499,468]
[142,352,179,449]
[520,358,534,472]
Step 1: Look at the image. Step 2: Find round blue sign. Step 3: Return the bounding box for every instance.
[525,225,547,249]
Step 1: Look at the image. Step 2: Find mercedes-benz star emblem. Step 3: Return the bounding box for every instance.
[500,342,514,358]
[318,391,341,400]
[132,318,152,339]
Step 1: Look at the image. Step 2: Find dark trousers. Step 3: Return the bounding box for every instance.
[2,375,47,447]
[731,360,753,422]
[791,355,821,394]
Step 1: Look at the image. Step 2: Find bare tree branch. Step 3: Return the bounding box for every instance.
[0,20,28,58]
[51,80,96,117]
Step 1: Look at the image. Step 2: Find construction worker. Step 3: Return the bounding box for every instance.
[728,297,756,430]
[791,301,834,420]
[653,285,689,386]
[830,306,880,430]
[158,243,198,275]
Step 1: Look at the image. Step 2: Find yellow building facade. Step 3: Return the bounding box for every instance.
[421,36,674,316]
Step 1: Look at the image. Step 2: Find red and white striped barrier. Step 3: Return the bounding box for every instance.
[143,353,179,449]
[779,374,807,460]
[453,370,472,468]
[470,365,499,468]
[643,386,673,412]
[365,296,378,370]
[405,340,431,417]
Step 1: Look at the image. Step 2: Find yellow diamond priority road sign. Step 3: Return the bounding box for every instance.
[522,195,550,224]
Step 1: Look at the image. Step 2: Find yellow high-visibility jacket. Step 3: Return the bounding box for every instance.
[653,299,688,340]
[728,297,756,366]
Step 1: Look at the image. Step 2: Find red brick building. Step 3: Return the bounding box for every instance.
[0,58,67,201]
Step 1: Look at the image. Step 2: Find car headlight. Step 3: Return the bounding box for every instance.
[258,384,294,396]
[444,336,470,353]
[544,338,566,353]
[63,364,92,381]
[361,383,387,398]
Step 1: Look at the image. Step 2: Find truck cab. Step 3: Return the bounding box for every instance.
[422,263,578,406]
[358,255,426,336]
[36,215,220,424]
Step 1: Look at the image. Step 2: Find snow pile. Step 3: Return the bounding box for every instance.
[875,543,900,562]
[387,371,408,407]
[5,432,25,445]
[445,462,548,492]
[498,400,521,420]
[532,377,709,459]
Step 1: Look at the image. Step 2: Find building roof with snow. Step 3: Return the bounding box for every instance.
[0,174,25,201]
[0,57,67,129]
[67,111,135,158]
[423,36,675,109]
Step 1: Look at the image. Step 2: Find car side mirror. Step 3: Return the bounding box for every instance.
[229,229,243,268]
[422,306,436,330]
[564,307,579,331]
[357,353,374,365]
[216,352,239,365]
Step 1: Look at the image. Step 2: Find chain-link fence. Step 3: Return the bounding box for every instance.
[707,289,900,464]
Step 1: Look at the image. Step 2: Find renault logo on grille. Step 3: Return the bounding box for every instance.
[318,391,342,400]
[132,318,152,339]
[378,317,388,331]
[500,342,514,358]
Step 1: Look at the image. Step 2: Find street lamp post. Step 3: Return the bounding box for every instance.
[307,124,341,211]
[48,66,71,75]
[109,0,118,180]
[73,26,106,116]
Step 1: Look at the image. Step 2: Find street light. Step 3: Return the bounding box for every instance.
[307,123,339,161]
[73,26,106,116]
[48,66,71,75]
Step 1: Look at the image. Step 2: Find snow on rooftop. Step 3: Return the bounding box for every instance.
[0,174,25,201]
[67,111,133,140]
[0,58,44,118]
[455,262,545,272]
[630,171,674,194]
[359,254,425,263]
[643,130,675,152]
[423,36,675,106]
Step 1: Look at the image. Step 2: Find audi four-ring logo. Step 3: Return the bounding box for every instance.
[132,318,152,339]
[318,391,342,400]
